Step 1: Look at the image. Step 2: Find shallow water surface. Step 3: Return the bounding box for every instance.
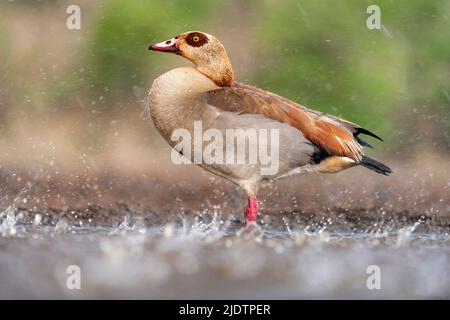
[0,207,448,299]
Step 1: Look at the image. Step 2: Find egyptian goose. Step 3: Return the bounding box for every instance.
[148,31,391,226]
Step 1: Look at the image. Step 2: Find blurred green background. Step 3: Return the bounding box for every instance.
[0,0,449,171]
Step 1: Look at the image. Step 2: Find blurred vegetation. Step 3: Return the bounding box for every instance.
[1,0,449,153]
[81,0,219,102]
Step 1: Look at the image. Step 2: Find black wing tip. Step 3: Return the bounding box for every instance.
[378,168,393,176]
[355,128,384,142]
[360,156,392,176]
[355,136,374,149]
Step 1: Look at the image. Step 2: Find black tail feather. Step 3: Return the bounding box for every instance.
[360,156,392,176]
[354,128,383,142]
[355,136,374,148]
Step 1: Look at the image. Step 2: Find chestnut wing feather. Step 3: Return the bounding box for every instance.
[206,83,377,162]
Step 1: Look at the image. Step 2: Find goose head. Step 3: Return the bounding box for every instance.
[150,31,234,87]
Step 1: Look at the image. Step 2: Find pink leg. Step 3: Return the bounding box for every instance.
[244,196,260,226]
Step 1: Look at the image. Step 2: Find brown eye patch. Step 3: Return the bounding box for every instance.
[186,32,208,47]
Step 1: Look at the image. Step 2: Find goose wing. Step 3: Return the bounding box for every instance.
[206,83,382,162]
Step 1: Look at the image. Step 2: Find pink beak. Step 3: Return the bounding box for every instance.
[149,37,180,54]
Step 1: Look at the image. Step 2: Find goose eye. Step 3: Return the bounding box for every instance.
[186,33,207,46]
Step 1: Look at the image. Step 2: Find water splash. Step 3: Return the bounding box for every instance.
[396,219,423,247]
[0,204,448,299]
[54,218,69,235]
[0,182,32,237]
